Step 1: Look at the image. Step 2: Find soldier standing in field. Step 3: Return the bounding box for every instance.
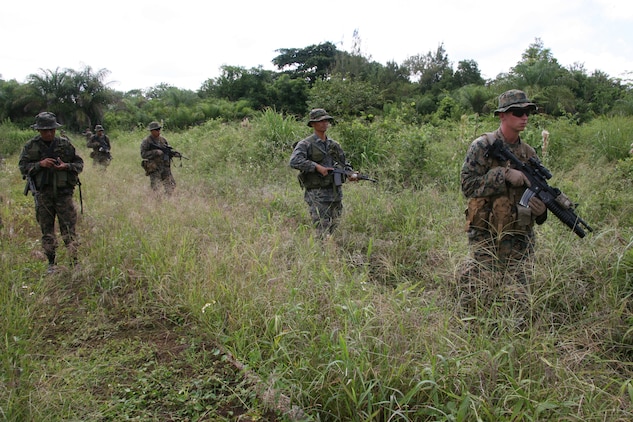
[18,112,84,273]
[82,127,93,146]
[290,108,358,238]
[460,90,548,296]
[86,124,112,169]
[140,121,176,195]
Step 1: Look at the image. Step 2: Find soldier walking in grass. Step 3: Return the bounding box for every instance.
[140,121,177,195]
[460,90,548,296]
[290,108,358,238]
[18,112,84,273]
[82,127,93,146]
[86,124,112,169]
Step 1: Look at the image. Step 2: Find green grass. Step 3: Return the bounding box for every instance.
[1,112,633,421]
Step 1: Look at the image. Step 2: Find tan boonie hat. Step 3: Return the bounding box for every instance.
[494,89,537,115]
[307,108,334,126]
[94,124,104,132]
[31,112,63,130]
[148,121,162,130]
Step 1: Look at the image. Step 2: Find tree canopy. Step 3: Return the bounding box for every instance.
[1,38,630,130]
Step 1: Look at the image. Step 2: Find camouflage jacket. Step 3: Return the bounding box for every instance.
[140,134,171,168]
[87,134,111,152]
[18,135,84,191]
[461,128,546,232]
[289,134,350,199]
[461,128,538,199]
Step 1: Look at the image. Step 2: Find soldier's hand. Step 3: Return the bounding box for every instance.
[39,157,58,168]
[348,172,359,182]
[505,168,530,187]
[53,157,70,171]
[528,197,547,216]
[315,164,331,176]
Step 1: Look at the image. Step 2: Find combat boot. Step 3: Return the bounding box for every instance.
[46,252,56,274]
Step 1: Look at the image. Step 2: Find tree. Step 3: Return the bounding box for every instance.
[307,74,382,118]
[68,66,114,128]
[403,43,453,94]
[25,67,74,123]
[20,66,113,129]
[453,60,485,87]
[272,42,339,85]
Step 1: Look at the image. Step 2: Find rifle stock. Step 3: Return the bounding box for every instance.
[486,139,593,238]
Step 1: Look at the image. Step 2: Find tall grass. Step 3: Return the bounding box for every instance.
[1,112,633,420]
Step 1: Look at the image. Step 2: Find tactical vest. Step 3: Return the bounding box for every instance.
[24,137,79,189]
[465,132,535,235]
[297,136,345,189]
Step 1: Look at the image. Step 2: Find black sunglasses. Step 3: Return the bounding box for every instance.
[510,109,531,117]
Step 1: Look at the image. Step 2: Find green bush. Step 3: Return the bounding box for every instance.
[0,119,34,156]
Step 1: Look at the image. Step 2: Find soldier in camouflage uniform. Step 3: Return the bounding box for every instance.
[140,121,176,195]
[18,112,84,272]
[87,124,112,169]
[290,109,358,237]
[460,90,548,291]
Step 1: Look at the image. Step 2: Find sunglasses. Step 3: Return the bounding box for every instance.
[509,109,531,117]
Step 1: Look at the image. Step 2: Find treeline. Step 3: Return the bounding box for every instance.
[1,37,632,132]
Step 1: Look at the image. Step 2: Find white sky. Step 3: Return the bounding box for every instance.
[2,0,632,92]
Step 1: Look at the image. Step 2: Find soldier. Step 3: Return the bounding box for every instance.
[18,112,84,273]
[290,108,358,238]
[140,121,176,195]
[460,90,548,290]
[86,124,112,169]
[82,127,93,146]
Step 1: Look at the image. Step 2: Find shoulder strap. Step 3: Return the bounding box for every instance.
[483,132,497,146]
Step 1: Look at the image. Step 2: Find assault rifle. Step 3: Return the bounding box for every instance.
[149,142,188,162]
[328,168,378,187]
[486,138,593,238]
[98,139,112,161]
[23,174,39,208]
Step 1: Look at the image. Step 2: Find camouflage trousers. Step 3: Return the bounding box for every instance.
[35,189,79,261]
[462,228,535,281]
[304,188,343,237]
[149,166,176,195]
[92,156,111,169]
[457,228,535,313]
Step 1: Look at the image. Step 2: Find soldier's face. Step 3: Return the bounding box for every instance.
[312,120,330,131]
[39,129,56,141]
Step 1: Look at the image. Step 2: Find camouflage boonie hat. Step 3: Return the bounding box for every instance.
[148,121,162,130]
[494,90,537,115]
[31,112,62,130]
[94,124,104,132]
[307,108,334,126]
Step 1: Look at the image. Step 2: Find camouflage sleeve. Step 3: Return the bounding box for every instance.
[140,136,160,160]
[460,136,508,198]
[86,135,101,149]
[18,140,38,177]
[67,143,84,174]
[289,138,316,173]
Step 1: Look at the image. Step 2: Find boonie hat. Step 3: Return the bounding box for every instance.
[148,121,162,130]
[307,108,334,126]
[31,112,63,130]
[494,89,537,115]
[94,124,104,132]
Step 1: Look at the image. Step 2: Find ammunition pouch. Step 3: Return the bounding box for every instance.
[298,171,334,189]
[141,159,158,176]
[465,197,490,231]
[465,196,531,234]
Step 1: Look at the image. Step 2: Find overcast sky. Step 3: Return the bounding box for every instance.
[2,0,632,92]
